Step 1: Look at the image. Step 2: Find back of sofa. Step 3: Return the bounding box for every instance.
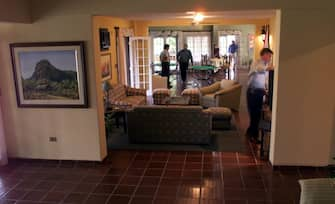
[127,105,212,144]
[108,84,127,103]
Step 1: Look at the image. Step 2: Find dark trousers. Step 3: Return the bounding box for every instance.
[179,62,189,82]
[161,62,170,87]
[246,87,265,138]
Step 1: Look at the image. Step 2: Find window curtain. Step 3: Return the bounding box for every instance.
[0,100,8,166]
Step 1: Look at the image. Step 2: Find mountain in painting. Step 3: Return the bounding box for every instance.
[22,59,79,100]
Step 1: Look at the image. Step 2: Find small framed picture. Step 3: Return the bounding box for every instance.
[100,53,112,81]
[10,41,88,108]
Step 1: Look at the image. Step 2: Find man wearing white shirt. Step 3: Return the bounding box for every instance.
[246,48,274,143]
[160,44,171,88]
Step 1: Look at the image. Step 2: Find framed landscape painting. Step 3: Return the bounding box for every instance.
[10,41,88,108]
[100,53,112,81]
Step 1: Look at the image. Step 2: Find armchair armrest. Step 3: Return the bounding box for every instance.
[199,82,221,95]
[214,84,241,96]
[214,84,242,111]
[126,86,147,96]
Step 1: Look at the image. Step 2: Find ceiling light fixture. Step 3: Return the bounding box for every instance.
[193,13,204,24]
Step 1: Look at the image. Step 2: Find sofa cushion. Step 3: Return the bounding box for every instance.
[220,79,236,89]
[201,93,216,107]
[122,96,146,106]
[109,84,127,102]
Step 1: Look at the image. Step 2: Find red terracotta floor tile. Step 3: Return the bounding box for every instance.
[0,200,16,204]
[153,197,176,204]
[101,175,121,184]
[134,186,157,196]
[130,196,154,204]
[107,168,125,175]
[160,178,181,186]
[42,191,66,202]
[148,162,166,169]
[52,182,76,192]
[200,199,223,204]
[163,169,182,178]
[72,183,96,193]
[175,198,200,204]
[113,185,136,195]
[107,195,130,204]
[82,175,103,183]
[126,169,145,177]
[144,169,163,177]
[33,181,56,191]
[140,177,161,186]
[22,190,47,201]
[63,193,88,203]
[3,189,28,200]
[178,185,201,198]
[93,184,115,194]
[120,176,141,185]
[224,200,247,204]
[85,194,109,204]
[156,186,178,198]
[166,162,184,170]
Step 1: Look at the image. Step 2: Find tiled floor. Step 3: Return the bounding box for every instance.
[0,151,330,204]
[0,69,330,203]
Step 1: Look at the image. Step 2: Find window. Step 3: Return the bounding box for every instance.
[184,32,210,64]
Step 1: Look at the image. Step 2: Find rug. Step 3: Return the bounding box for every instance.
[107,126,248,153]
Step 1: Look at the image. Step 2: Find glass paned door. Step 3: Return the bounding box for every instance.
[129,37,152,94]
[152,36,177,73]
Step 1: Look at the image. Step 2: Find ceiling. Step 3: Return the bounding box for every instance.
[125,10,276,21]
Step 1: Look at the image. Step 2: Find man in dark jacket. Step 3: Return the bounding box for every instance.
[177,44,193,82]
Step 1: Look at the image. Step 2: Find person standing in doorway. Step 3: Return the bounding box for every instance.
[177,43,193,83]
[228,40,238,66]
[160,44,171,88]
[246,48,274,143]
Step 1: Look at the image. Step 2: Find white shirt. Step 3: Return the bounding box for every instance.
[248,59,269,89]
[160,50,170,62]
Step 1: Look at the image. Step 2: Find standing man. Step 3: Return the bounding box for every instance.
[177,43,193,83]
[160,44,171,88]
[246,48,274,143]
[228,40,238,66]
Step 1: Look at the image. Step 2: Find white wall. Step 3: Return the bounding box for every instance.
[270,9,335,166]
[0,14,105,161]
[0,95,8,165]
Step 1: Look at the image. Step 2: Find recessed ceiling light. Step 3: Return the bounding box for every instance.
[193,13,204,23]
